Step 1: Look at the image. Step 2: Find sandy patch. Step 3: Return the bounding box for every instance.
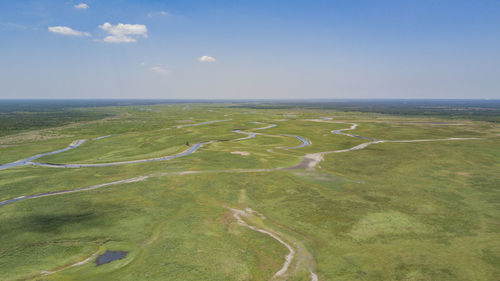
[231,151,250,156]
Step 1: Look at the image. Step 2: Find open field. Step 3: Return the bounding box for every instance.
[0,102,499,281]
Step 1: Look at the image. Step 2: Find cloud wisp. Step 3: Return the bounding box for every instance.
[74,3,89,10]
[151,66,169,75]
[199,56,216,63]
[99,22,147,43]
[48,26,91,36]
[148,11,168,17]
[1,22,32,31]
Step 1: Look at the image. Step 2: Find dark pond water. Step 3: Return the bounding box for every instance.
[95,250,128,266]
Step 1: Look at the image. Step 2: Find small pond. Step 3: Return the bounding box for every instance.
[95,250,128,266]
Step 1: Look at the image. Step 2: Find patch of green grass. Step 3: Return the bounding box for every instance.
[349,211,431,241]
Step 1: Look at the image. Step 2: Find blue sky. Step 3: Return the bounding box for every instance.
[1,0,499,99]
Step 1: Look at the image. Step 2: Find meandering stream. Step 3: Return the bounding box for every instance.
[0,121,483,206]
[281,135,311,149]
[0,140,86,170]
[0,122,256,170]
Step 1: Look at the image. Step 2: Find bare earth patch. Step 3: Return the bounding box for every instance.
[231,151,250,156]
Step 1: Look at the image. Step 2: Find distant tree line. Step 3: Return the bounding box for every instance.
[230,100,500,122]
[0,111,111,137]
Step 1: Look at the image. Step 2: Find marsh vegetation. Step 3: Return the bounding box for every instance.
[0,101,499,280]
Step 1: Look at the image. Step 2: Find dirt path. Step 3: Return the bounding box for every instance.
[230,207,294,279]
[229,207,318,280]
[0,176,149,207]
[286,120,485,169]
[40,249,100,276]
[92,135,112,140]
[385,137,482,143]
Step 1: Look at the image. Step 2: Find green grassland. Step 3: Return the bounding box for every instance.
[0,103,499,280]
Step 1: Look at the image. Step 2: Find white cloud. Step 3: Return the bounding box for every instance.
[98,22,147,43]
[48,26,91,36]
[74,3,89,10]
[159,11,168,16]
[199,56,216,63]
[151,66,169,75]
[102,35,136,43]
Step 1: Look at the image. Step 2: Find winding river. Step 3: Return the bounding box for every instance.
[331,123,380,141]
[0,122,257,170]
[0,140,86,170]
[281,135,311,149]
[29,141,214,168]
[0,120,483,206]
